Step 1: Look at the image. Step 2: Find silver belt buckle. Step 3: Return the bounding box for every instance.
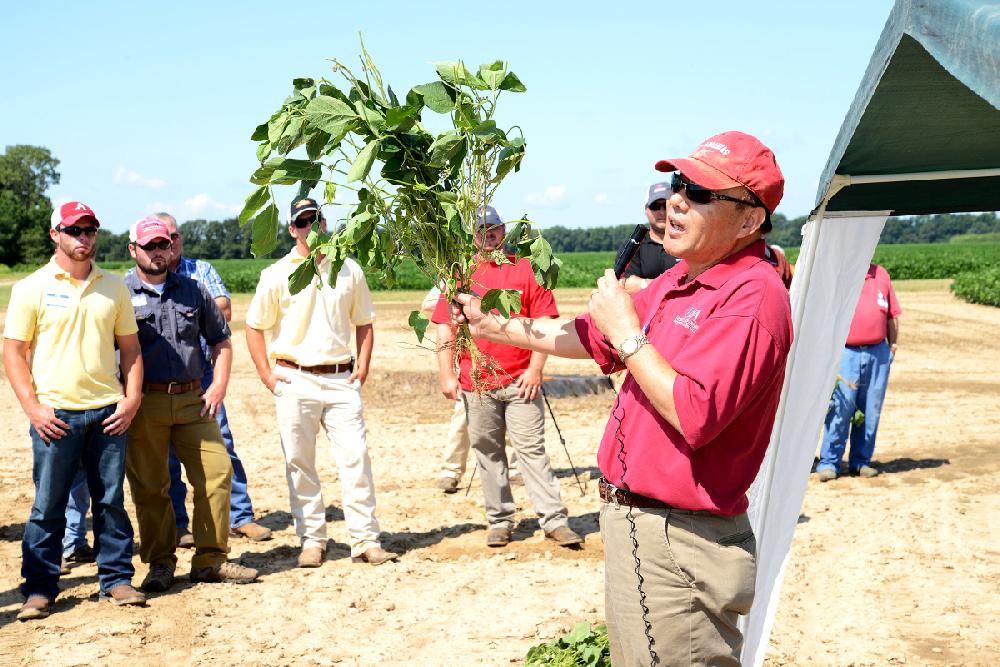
[605,480,621,509]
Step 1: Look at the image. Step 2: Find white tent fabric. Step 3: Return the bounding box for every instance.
[740,211,889,667]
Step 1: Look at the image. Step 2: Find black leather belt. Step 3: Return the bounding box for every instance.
[598,477,675,510]
[143,380,200,395]
[276,358,354,375]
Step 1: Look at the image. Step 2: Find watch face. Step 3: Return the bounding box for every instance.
[622,338,639,355]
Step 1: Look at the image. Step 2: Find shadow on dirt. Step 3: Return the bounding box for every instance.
[876,457,950,474]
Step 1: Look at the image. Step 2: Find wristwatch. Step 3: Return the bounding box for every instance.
[617,332,649,361]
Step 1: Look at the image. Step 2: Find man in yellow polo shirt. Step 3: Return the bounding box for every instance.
[245,197,397,568]
[3,201,147,620]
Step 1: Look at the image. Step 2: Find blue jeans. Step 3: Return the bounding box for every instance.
[62,469,91,556]
[818,342,893,473]
[168,369,255,531]
[22,404,135,599]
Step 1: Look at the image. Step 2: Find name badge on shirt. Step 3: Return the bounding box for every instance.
[44,292,70,308]
[131,294,148,307]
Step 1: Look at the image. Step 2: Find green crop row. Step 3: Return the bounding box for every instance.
[951,266,1000,307]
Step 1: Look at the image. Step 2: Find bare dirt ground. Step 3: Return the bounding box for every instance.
[0,282,997,666]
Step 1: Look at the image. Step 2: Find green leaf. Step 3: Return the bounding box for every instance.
[471,120,507,143]
[433,61,470,86]
[411,82,455,113]
[499,290,522,316]
[408,310,430,342]
[479,288,503,315]
[251,158,323,186]
[428,131,466,168]
[323,181,337,204]
[267,111,290,144]
[292,77,315,90]
[250,122,269,141]
[294,178,317,203]
[275,116,305,154]
[476,60,507,89]
[249,204,279,258]
[304,95,359,136]
[529,235,553,271]
[356,101,386,134]
[384,104,420,130]
[239,186,270,226]
[305,129,330,160]
[499,71,526,92]
[256,141,271,162]
[288,257,316,294]
[346,141,379,183]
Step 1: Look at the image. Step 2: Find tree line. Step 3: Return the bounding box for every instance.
[3,144,998,267]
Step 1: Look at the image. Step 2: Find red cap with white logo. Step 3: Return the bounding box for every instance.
[51,201,101,229]
[655,131,784,213]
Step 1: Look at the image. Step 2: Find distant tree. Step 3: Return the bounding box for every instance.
[0,145,60,266]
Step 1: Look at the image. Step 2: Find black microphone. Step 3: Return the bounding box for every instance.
[613,224,648,279]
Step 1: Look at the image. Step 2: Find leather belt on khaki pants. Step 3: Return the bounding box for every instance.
[275,358,353,375]
[143,380,201,395]
[598,477,676,510]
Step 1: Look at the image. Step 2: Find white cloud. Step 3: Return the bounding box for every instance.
[524,185,569,209]
[182,193,240,217]
[113,166,167,189]
[593,193,611,206]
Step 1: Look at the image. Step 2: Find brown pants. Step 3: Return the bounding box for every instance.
[600,502,756,666]
[125,389,232,570]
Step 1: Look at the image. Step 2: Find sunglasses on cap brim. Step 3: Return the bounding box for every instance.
[292,213,320,228]
[670,173,759,207]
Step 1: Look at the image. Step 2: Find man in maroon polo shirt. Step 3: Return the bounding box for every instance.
[450,132,792,665]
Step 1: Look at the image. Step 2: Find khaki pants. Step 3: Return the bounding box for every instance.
[272,367,381,556]
[126,390,231,570]
[600,502,756,666]
[439,399,519,480]
[462,385,567,532]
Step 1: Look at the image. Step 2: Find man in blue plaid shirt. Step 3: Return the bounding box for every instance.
[61,214,271,558]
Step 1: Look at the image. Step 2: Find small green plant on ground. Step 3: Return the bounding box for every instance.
[525,622,611,666]
[951,266,1000,307]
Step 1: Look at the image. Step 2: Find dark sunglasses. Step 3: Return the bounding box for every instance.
[170,233,180,241]
[58,225,99,238]
[670,173,756,207]
[292,214,318,229]
[647,201,667,211]
[135,240,172,251]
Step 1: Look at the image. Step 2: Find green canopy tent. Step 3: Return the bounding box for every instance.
[742,2,1000,664]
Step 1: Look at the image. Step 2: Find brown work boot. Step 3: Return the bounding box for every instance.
[435,476,459,494]
[231,522,273,542]
[105,584,147,607]
[297,546,325,568]
[190,561,259,584]
[545,525,584,547]
[17,595,52,621]
[351,547,399,565]
[141,560,176,593]
[176,529,195,549]
[486,526,512,548]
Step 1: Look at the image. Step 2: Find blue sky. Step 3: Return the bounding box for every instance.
[2,1,896,234]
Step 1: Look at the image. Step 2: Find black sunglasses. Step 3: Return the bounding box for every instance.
[292,214,318,229]
[58,225,99,238]
[135,240,172,251]
[647,201,667,211]
[670,173,757,207]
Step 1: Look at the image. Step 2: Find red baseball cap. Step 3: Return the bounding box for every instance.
[50,201,100,229]
[655,131,784,213]
[130,216,172,246]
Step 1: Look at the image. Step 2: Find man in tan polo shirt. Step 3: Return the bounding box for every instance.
[245,198,397,568]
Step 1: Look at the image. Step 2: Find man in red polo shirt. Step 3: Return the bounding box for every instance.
[432,206,583,549]
[450,132,792,665]
[816,263,900,481]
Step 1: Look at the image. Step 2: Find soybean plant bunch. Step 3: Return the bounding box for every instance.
[239,46,561,386]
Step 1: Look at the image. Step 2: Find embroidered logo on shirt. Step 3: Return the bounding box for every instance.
[876,290,888,309]
[131,294,148,307]
[673,307,701,332]
[44,292,70,308]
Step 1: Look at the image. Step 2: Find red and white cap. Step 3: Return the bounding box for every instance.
[51,201,100,229]
[655,131,784,213]
[129,216,172,245]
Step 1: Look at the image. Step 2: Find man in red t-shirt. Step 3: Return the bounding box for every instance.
[817,263,901,481]
[432,206,583,549]
[449,133,793,665]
